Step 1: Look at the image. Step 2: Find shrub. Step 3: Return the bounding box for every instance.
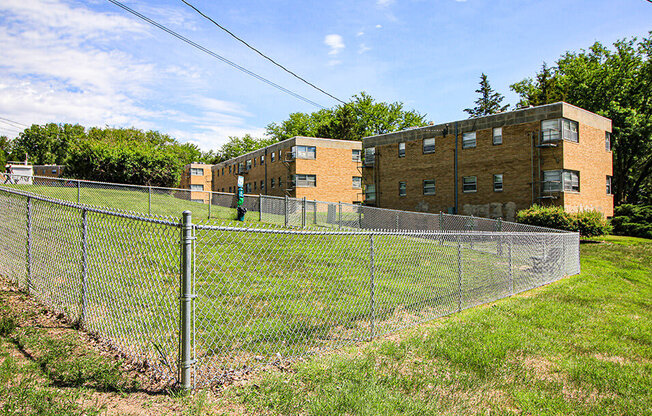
[516,205,610,238]
[611,205,652,239]
[516,205,575,231]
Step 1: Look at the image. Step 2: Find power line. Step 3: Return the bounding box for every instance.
[0,117,28,128]
[180,0,346,105]
[106,0,327,109]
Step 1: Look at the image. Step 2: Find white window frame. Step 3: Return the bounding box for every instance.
[542,118,579,143]
[352,149,361,162]
[190,184,204,191]
[292,145,316,160]
[352,176,362,189]
[493,127,502,145]
[271,152,275,162]
[398,181,407,197]
[398,142,406,157]
[493,174,503,192]
[190,167,204,176]
[462,132,476,149]
[543,169,579,192]
[423,179,436,195]
[293,174,316,188]
[423,138,435,154]
[462,176,477,193]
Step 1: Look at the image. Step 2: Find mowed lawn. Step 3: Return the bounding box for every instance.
[228,236,652,416]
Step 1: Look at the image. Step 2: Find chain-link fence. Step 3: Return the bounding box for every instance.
[3,173,568,235]
[0,180,580,389]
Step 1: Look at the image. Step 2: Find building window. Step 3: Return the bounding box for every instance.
[364,147,375,166]
[190,167,204,176]
[292,145,316,159]
[398,142,406,157]
[216,169,219,177]
[271,152,275,162]
[493,174,503,192]
[245,183,252,193]
[228,165,231,174]
[353,176,362,189]
[398,181,406,197]
[191,199,204,203]
[228,186,232,193]
[190,184,204,191]
[246,159,252,171]
[463,176,477,192]
[542,118,579,143]
[605,132,611,151]
[52,168,58,174]
[293,174,316,187]
[238,162,245,174]
[221,167,224,175]
[271,178,275,188]
[366,184,376,201]
[462,132,476,149]
[493,127,502,145]
[260,180,264,190]
[423,138,435,154]
[606,176,613,195]
[253,181,257,191]
[278,177,282,187]
[352,149,361,162]
[423,179,436,195]
[261,155,265,164]
[543,170,580,192]
[253,158,256,167]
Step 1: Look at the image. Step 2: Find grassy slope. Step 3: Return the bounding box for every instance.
[230,236,652,416]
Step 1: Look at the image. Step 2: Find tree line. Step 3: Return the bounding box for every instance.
[1,33,649,203]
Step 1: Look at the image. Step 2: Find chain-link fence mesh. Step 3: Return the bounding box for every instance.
[0,177,581,389]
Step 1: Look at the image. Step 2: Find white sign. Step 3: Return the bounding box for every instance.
[237,175,244,187]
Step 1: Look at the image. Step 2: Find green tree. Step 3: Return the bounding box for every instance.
[217,134,276,162]
[0,136,10,167]
[10,123,85,164]
[265,91,427,142]
[510,33,652,204]
[464,73,509,117]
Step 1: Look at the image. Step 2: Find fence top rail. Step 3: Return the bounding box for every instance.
[0,185,181,227]
[194,222,578,237]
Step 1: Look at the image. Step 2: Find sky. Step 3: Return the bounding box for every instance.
[0,0,650,151]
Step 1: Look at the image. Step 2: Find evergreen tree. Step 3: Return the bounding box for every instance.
[464,73,510,117]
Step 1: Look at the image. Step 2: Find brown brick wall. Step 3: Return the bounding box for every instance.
[362,102,613,220]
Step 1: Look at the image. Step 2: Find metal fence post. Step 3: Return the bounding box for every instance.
[369,233,375,340]
[508,234,513,294]
[497,218,503,256]
[259,194,263,221]
[80,209,88,326]
[179,211,195,390]
[26,196,32,293]
[77,180,81,204]
[284,195,289,227]
[457,235,463,312]
[313,200,317,225]
[207,192,211,220]
[338,201,342,229]
[148,186,152,216]
[302,197,306,229]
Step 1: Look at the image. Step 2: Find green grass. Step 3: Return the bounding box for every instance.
[228,235,652,415]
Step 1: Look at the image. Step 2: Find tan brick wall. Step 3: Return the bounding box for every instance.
[561,123,614,217]
[211,138,362,203]
[179,163,212,203]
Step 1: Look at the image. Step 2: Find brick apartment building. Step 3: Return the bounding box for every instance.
[362,102,614,220]
[210,137,363,204]
[179,163,213,203]
[33,165,65,178]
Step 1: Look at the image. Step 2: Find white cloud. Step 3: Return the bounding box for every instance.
[324,34,345,55]
[0,0,258,150]
[375,24,383,29]
[358,43,371,54]
[356,31,364,37]
[376,0,395,7]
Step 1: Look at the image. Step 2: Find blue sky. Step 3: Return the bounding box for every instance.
[0,0,650,150]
